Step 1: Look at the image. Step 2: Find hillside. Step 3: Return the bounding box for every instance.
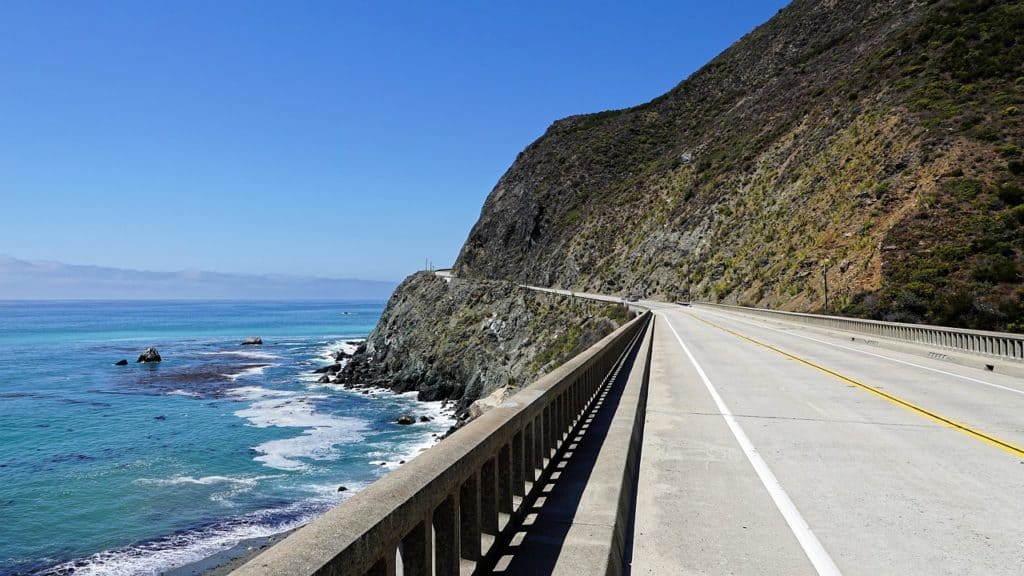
[454,0,1024,331]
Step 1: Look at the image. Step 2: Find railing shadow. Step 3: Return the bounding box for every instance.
[480,327,644,575]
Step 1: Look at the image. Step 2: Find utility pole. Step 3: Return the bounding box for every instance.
[822,264,830,313]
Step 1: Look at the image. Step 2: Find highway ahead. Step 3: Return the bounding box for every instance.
[630,301,1024,576]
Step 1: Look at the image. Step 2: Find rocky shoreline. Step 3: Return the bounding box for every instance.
[332,271,632,425]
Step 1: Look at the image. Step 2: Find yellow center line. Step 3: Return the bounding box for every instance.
[680,311,1024,459]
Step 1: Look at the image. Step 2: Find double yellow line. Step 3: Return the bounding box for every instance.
[686,312,1024,459]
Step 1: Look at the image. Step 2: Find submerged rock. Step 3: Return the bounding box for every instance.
[337,486,348,492]
[114,359,128,366]
[137,347,161,363]
[317,374,332,384]
[241,336,263,346]
[419,415,432,422]
[396,414,416,425]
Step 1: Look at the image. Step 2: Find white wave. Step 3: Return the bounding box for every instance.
[234,393,369,471]
[134,474,280,487]
[45,502,325,576]
[166,389,199,397]
[224,386,293,401]
[197,350,281,360]
[222,364,271,381]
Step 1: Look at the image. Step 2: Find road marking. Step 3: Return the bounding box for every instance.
[696,307,1024,397]
[660,314,843,576]
[684,311,1024,459]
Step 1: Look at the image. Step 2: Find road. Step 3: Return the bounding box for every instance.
[521,285,1024,574]
[631,301,1024,575]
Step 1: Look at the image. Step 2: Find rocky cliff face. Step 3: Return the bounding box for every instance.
[455,0,1024,331]
[337,272,631,415]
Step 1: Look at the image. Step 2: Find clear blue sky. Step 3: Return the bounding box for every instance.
[0,1,789,281]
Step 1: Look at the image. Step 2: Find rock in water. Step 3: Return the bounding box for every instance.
[241,336,263,346]
[396,414,416,425]
[114,359,128,366]
[317,374,332,384]
[337,486,348,492]
[312,364,342,374]
[137,347,161,363]
[419,415,432,422]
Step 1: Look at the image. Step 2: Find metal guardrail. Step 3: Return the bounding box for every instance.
[693,303,1024,362]
[233,311,652,576]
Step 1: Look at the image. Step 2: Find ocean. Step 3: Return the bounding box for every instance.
[0,300,453,575]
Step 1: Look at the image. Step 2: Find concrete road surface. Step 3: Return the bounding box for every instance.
[630,302,1024,575]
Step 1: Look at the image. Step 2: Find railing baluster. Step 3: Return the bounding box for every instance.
[480,457,499,536]
[523,418,536,483]
[459,471,481,561]
[365,547,398,576]
[532,415,544,474]
[498,443,513,514]
[512,430,525,497]
[433,496,459,576]
[400,515,433,576]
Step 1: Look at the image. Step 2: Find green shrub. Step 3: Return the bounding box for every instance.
[997,183,1024,206]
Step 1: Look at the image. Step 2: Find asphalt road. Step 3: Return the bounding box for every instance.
[630,301,1024,575]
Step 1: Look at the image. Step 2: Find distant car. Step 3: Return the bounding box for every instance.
[625,295,640,302]
[677,301,690,307]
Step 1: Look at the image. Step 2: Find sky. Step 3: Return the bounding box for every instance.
[0,0,790,282]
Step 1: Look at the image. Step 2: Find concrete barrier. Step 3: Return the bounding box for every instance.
[232,312,652,576]
[693,303,1024,363]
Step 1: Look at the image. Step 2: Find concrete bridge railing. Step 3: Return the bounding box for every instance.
[233,311,651,576]
[694,302,1024,363]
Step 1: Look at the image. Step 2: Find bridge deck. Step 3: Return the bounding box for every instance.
[631,304,1024,575]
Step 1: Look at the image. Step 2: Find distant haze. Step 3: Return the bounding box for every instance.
[0,256,396,300]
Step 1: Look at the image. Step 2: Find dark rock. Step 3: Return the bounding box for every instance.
[154,415,166,421]
[313,364,342,374]
[399,460,406,464]
[137,347,161,363]
[241,336,263,346]
[419,415,432,422]
[337,486,348,492]
[114,359,128,366]
[396,414,416,425]
[332,350,351,361]
[317,374,332,384]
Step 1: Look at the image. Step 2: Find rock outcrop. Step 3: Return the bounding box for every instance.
[241,336,263,346]
[137,347,161,363]
[336,272,631,415]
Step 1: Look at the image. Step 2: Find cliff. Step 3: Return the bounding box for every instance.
[337,272,631,415]
[455,0,1024,331]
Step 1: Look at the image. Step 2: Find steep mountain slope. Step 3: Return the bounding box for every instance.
[455,0,1024,330]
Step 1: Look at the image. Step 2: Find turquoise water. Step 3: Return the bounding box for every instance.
[0,301,452,575]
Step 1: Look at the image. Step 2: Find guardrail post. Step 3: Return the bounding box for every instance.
[400,515,433,576]
[433,495,459,576]
[460,471,481,561]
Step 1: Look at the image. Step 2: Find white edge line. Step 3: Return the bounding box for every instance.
[697,308,1024,397]
[660,313,843,576]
